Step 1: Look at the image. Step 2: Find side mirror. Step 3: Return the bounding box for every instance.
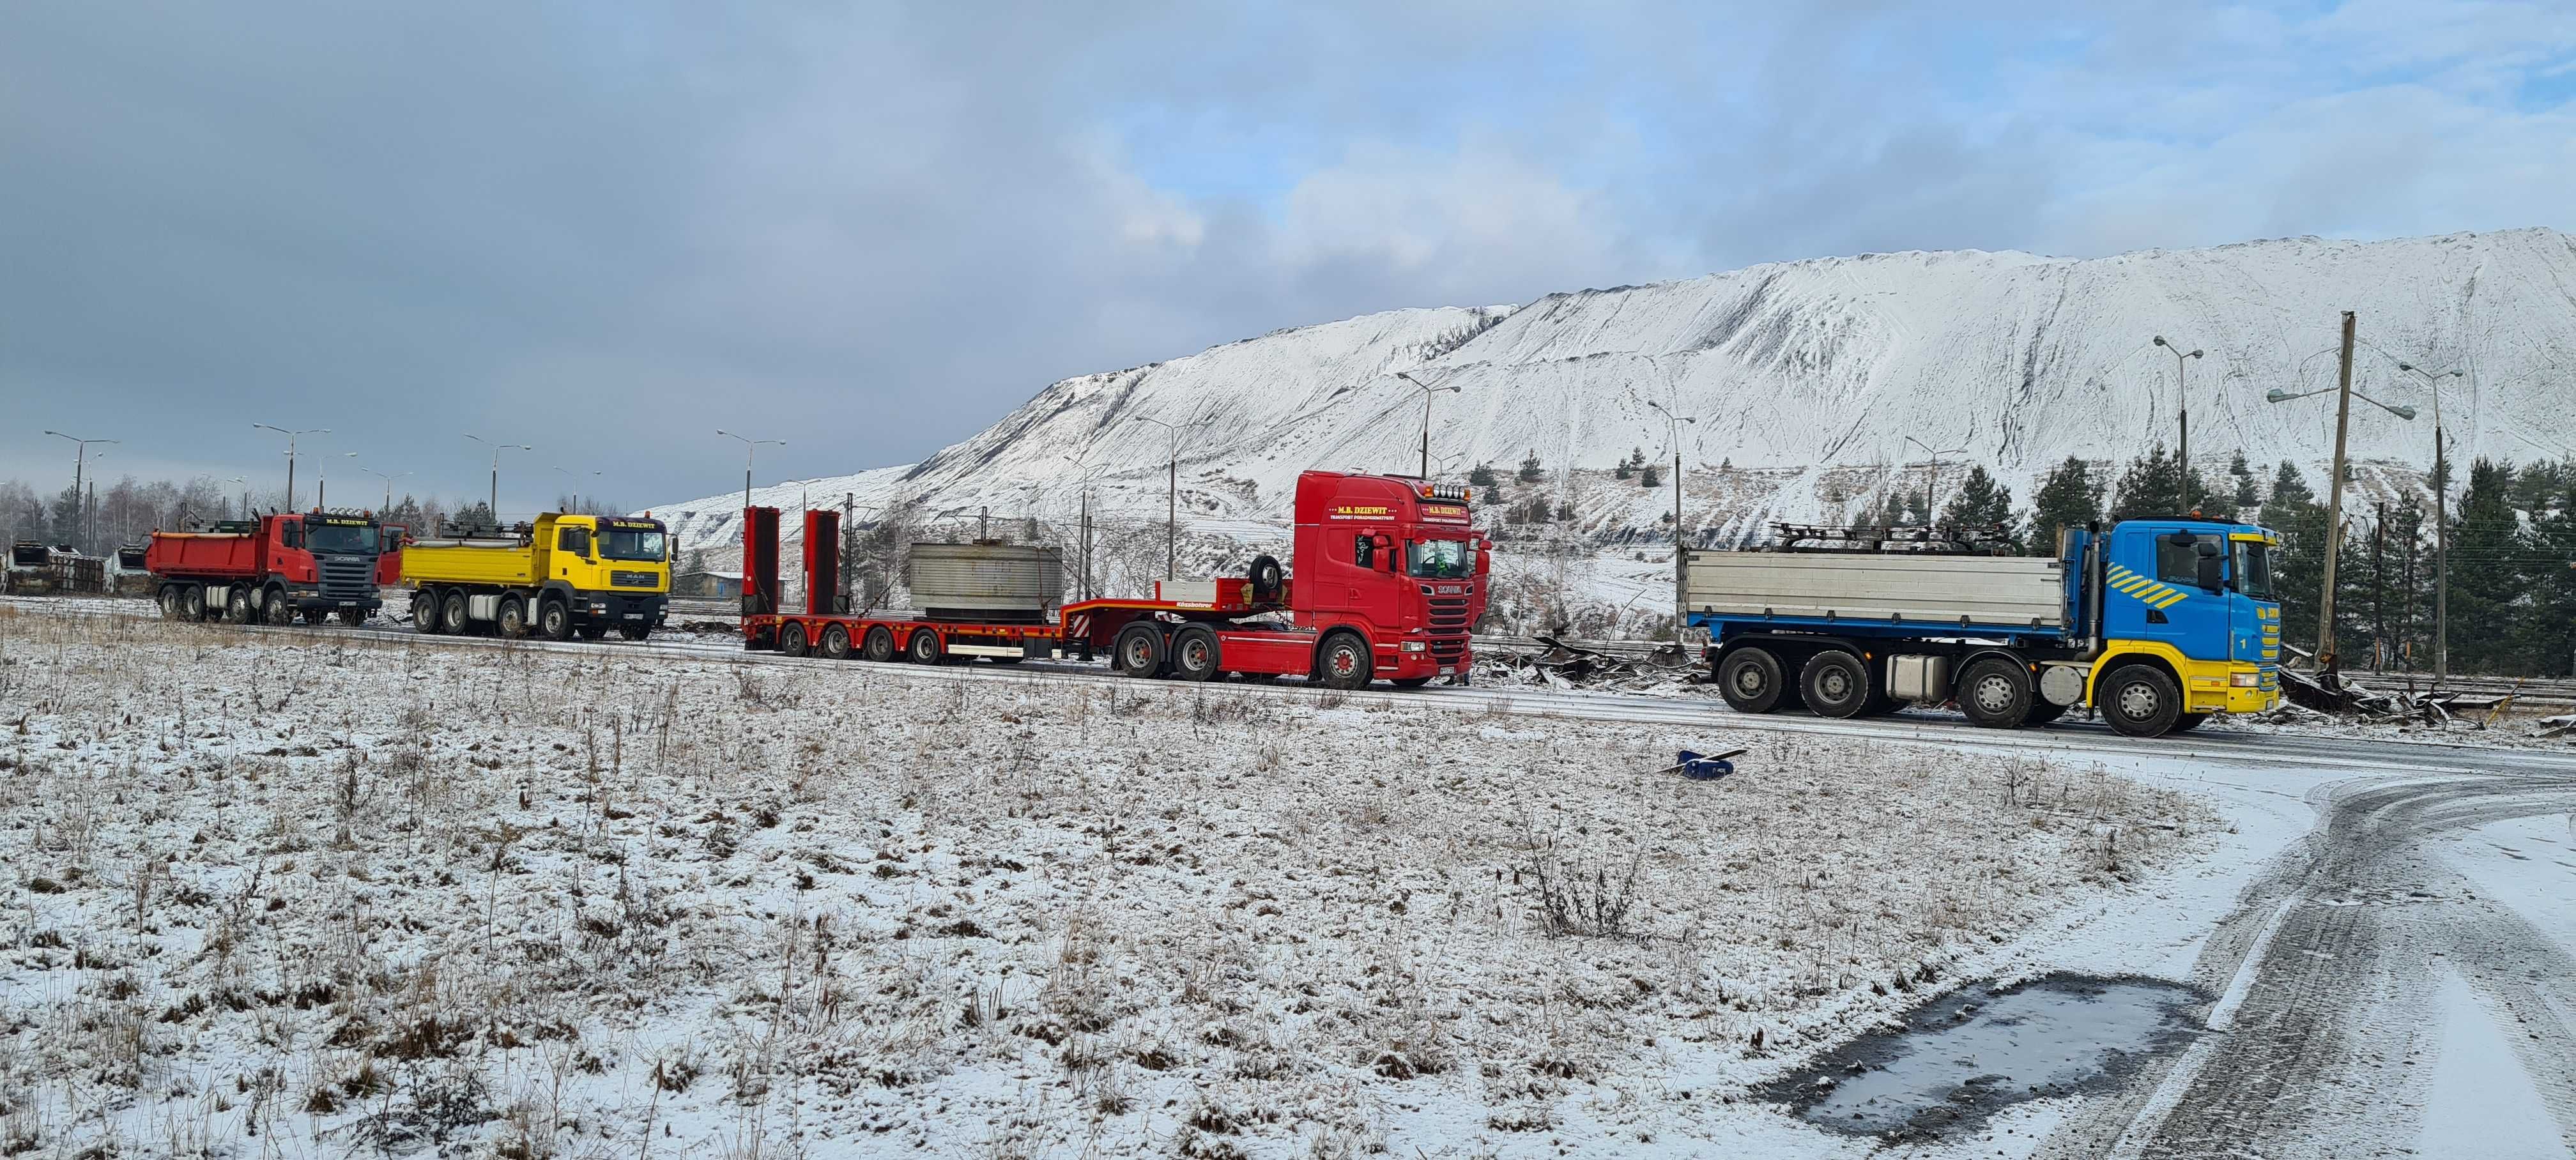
[2195,542,2224,591]
[1371,533,1393,550]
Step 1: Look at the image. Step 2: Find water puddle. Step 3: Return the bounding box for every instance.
[1765,973,2202,1139]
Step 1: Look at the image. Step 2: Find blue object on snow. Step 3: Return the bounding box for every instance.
[1675,749,1738,781]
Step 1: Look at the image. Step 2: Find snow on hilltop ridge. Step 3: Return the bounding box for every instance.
[651,227,2576,554]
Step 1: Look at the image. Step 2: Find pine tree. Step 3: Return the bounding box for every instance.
[2448,458,2531,674]
[1614,458,1633,480]
[1637,463,1660,488]
[1873,489,1908,530]
[1939,465,2019,549]
[1468,462,1498,488]
[2028,457,2103,554]
[2261,462,2329,650]
[1516,453,1544,484]
[2108,443,2186,523]
[1904,489,1929,525]
[2230,452,2257,508]
[2526,466,2576,676]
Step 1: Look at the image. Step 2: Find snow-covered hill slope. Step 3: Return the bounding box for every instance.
[651,228,2576,559]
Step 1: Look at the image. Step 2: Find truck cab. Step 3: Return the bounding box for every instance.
[1288,471,1484,682]
[537,514,674,623]
[2076,519,2281,722]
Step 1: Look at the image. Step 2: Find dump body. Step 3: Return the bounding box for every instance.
[741,470,1485,689]
[143,512,386,624]
[1685,519,2281,738]
[399,513,670,641]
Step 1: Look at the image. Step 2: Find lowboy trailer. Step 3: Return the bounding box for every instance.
[1685,517,2283,738]
[740,470,1490,688]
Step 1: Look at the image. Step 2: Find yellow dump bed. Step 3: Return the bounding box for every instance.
[399,537,544,587]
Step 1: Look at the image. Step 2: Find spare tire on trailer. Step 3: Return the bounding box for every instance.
[1247,554,1284,602]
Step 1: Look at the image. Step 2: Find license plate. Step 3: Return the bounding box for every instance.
[1439,666,1455,675]
[624,613,644,620]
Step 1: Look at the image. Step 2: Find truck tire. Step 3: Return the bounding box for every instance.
[618,623,652,642]
[1316,632,1372,691]
[440,591,471,636]
[267,590,294,625]
[181,585,206,622]
[496,596,529,639]
[159,587,184,620]
[907,628,944,665]
[225,586,251,624]
[1114,624,1162,678]
[2101,664,2183,738]
[1800,650,1871,719]
[1715,646,1786,714]
[1169,626,1220,681]
[1959,657,2034,728]
[539,598,572,641]
[818,624,850,659]
[413,590,442,634]
[778,622,808,657]
[1247,555,1284,602]
[862,625,896,663]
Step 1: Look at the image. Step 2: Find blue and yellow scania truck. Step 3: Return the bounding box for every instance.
[1682,518,2281,738]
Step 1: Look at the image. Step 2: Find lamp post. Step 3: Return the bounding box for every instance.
[553,466,601,515]
[1646,401,1698,641]
[358,466,411,513]
[2394,360,2467,684]
[225,477,248,521]
[463,434,532,526]
[1903,436,1966,528]
[312,451,356,510]
[2264,312,2414,668]
[41,431,117,552]
[2153,336,2205,502]
[1134,415,1206,581]
[716,430,785,518]
[1395,371,1462,478]
[251,424,326,510]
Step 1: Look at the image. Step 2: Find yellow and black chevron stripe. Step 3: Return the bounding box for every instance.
[2104,563,2191,610]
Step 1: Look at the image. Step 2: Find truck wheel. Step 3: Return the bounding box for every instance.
[539,599,572,641]
[1715,647,1786,714]
[1316,632,1372,690]
[223,587,250,624]
[1246,554,1284,602]
[2171,712,2209,733]
[1114,624,1163,678]
[2101,665,2183,738]
[1959,657,2034,728]
[181,585,206,622]
[779,622,809,657]
[818,624,850,660]
[907,629,945,665]
[440,591,471,635]
[1800,651,1872,719]
[1170,626,1220,682]
[159,587,183,620]
[620,623,653,643]
[862,626,895,663]
[496,597,528,639]
[413,590,442,634]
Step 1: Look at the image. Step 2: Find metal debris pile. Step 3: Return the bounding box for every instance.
[2276,666,2513,729]
[2540,714,2575,740]
[1478,635,1703,692]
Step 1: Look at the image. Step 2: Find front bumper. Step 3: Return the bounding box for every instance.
[283,587,381,613]
[1380,634,1470,680]
[574,591,668,624]
[2189,664,2279,714]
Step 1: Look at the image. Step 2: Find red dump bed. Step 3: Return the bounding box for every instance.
[144,530,263,580]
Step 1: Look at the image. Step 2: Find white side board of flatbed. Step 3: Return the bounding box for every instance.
[1682,550,2069,630]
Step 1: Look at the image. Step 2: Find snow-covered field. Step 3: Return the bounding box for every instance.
[0,607,2218,1158]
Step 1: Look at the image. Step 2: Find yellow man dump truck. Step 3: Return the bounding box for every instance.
[401,513,671,641]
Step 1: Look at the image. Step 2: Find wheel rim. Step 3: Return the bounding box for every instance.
[1818,668,1850,700]
[1731,664,1765,696]
[1123,637,1150,669]
[1182,639,1208,670]
[2119,680,2160,720]
[914,635,936,660]
[1331,646,1356,676]
[825,629,846,655]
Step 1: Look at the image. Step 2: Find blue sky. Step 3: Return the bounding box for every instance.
[3,0,2571,511]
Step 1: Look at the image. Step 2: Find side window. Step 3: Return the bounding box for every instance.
[559,528,591,557]
[2155,533,2216,585]
[1351,535,1373,570]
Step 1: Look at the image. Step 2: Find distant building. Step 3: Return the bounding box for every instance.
[673,570,743,599]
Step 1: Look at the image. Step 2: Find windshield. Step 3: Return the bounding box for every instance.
[2232,539,2274,600]
[305,524,379,554]
[601,528,668,562]
[1406,538,1473,579]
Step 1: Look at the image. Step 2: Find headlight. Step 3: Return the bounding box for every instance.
[2230,671,2261,687]
[1401,641,1425,653]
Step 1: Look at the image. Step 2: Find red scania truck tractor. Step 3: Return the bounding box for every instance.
[144,510,390,625]
[740,470,1488,688]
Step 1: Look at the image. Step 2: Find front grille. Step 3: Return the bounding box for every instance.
[1427,595,1469,630]
[1429,637,1466,660]
[611,570,659,589]
[318,556,376,599]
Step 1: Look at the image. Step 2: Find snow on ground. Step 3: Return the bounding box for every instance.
[0,607,2218,1158]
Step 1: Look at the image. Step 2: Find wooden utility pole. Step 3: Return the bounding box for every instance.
[2318,310,2357,671]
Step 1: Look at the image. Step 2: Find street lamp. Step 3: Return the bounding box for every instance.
[42,431,118,552]
[716,429,785,519]
[463,434,532,527]
[224,477,248,521]
[1395,370,1462,479]
[553,466,601,515]
[2395,360,2468,684]
[2152,336,2205,500]
[357,465,412,513]
[1903,436,1967,528]
[1134,413,1211,581]
[1646,400,1699,641]
[250,424,326,510]
[312,451,356,510]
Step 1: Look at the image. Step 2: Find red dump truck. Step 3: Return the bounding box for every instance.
[145,510,390,625]
[741,470,1488,688]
